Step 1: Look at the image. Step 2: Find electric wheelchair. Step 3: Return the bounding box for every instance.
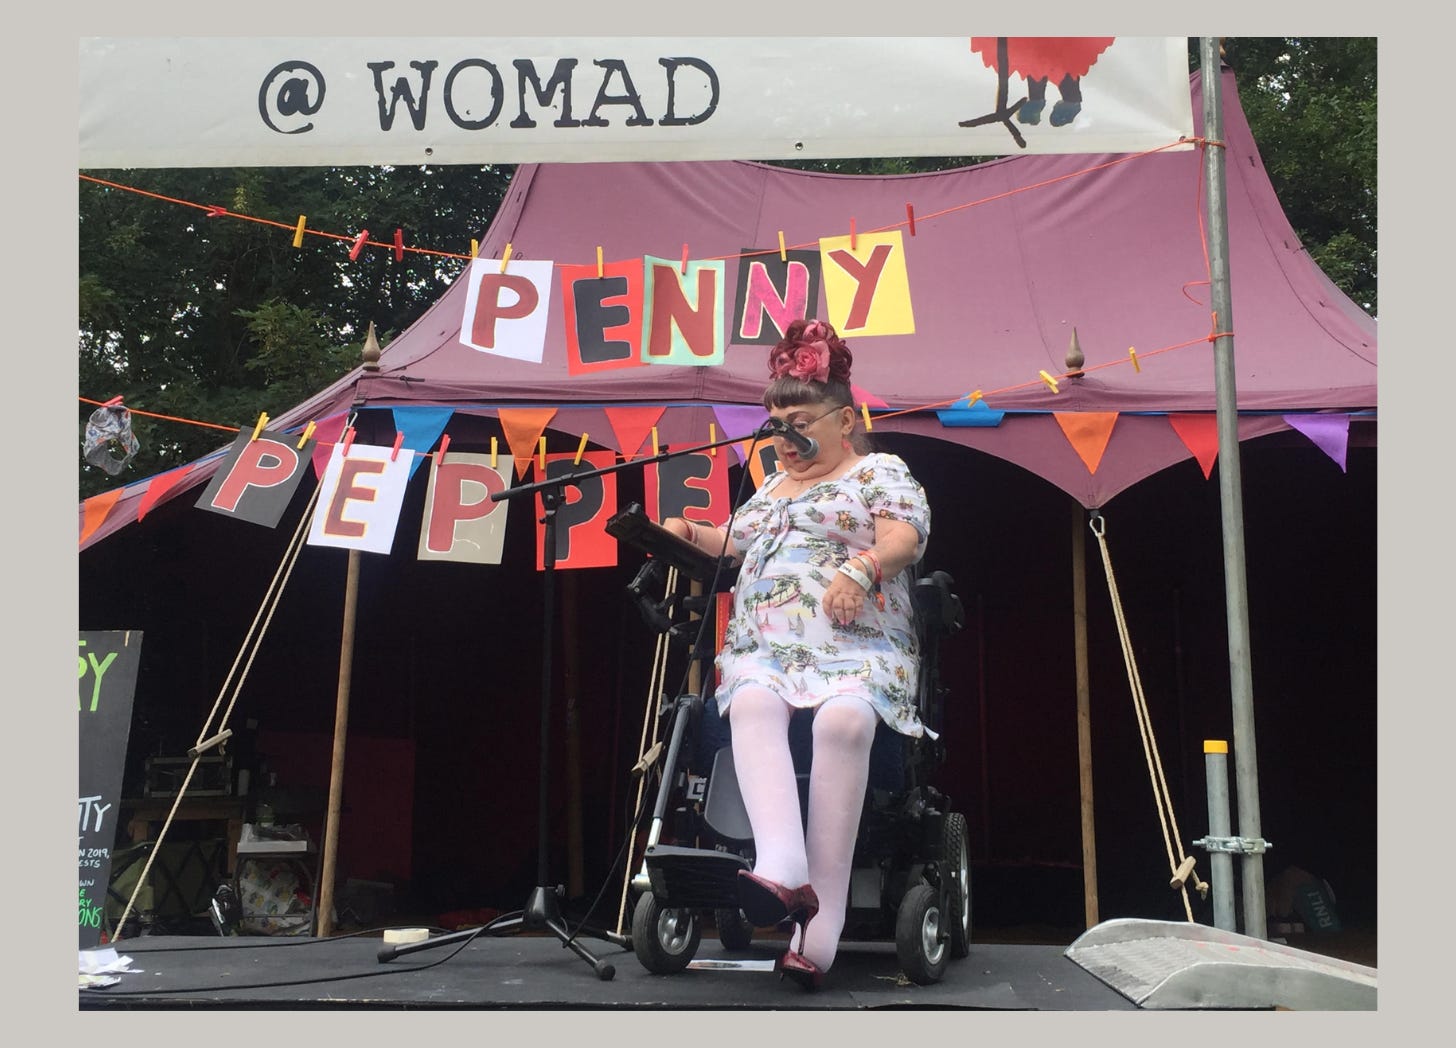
[607,503,970,984]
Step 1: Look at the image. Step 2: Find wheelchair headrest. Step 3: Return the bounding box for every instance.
[912,570,965,636]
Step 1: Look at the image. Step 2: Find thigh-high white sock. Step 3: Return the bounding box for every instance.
[795,695,877,971]
[726,687,808,888]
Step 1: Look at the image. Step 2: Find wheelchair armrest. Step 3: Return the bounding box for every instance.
[912,570,965,637]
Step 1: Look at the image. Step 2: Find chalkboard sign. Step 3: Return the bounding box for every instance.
[79,630,142,948]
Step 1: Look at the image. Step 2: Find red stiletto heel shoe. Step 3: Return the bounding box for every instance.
[779,948,824,991]
[737,871,819,929]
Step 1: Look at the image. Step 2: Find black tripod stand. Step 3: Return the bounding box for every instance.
[378,427,763,977]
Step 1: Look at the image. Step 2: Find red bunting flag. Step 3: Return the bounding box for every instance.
[1167,414,1221,479]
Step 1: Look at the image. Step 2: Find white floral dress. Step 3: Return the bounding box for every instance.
[715,452,932,737]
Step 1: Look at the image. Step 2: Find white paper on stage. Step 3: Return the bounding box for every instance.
[458,258,555,362]
[307,442,413,554]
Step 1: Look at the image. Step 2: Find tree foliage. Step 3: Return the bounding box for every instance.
[79,165,513,497]
[78,38,1375,500]
[1215,38,1376,314]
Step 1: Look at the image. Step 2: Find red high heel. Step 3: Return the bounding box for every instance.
[779,949,824,991]
[737,870,820,932]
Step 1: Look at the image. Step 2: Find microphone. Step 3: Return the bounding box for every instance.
[764,418,819,461]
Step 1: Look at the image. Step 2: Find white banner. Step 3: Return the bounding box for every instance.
[79,37,1194,168]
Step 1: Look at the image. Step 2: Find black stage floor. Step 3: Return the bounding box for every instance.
[78,929,1137,1010]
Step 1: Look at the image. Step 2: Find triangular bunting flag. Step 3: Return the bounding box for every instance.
[936,397,1006,428]
[1167,413,1221,479]
[392,406,456,480]
[712,404,772,465]
[80,488,126,545]
[1283,413,1350,472]
[604,405,667,461]
[137,464,196,521]
[499,407,559,478]
[309,414,350,478]
[850,384,889,409]
[1053,412,1119,474]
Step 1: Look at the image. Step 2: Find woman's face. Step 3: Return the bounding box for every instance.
[766,400,852,476]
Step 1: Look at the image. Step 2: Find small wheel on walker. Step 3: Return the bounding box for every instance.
[632,891,702,974]
[942,811,971,959]
[895,882,949,985]
[714,907,754,951]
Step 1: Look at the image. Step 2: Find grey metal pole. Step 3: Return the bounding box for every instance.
[1200,37,1267,939]
[1202,740,1236,931]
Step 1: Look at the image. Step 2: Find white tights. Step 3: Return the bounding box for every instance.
[727,687,878,971]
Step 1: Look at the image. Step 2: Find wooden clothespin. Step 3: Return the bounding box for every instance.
[965,390,983,407]
[849,217,857,251]
[437,434,450,465]
[500,243,513,274]
[1128,346,1141,373]
[681,243,689,275]
[250,412,269,442]
[102,395,124,407]
[574,433,589,465]
[393,228,405,262]
[296,421,317,449]
[538,436,547,470]
[651,427,660,456]
[1039,370,1060,394]
[203,205,227,218]
[596,246,604,278]
[778,231,787,263]
[470,239,479,259]
[390,431,404,461]
[489,436,498,468]
[860,404,873,432]
[906,203,917,236]
[341,426,356,455]
[349,229,370,261]
[292,216,307,249]
[708,422,717,455]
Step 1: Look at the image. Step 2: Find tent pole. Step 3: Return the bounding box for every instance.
[317,546,361,937]
[1200,37,1267,939]
[1071,501,1098,928]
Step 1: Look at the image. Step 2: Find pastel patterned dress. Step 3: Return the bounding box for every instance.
[715,453,932,737]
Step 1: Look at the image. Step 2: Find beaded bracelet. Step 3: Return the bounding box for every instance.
[837,560,873,592]
[680,518,698,544]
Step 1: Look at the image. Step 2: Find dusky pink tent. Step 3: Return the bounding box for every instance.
[79,64,1375,550]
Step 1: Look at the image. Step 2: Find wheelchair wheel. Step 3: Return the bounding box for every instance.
[631,891,702,974]
[894,882,949,985]
[942,811,971,958]
[714,907,755,950]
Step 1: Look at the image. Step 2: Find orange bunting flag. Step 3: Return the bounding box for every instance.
[80,488,126,545]
[499,407,559,478]
[604,405,667,461]
[1053,412,1119,475]
[1166,413,1221,479]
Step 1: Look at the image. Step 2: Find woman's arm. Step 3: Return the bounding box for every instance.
[663,516,741,563]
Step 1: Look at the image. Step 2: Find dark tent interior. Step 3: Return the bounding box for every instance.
[81,419,1376,937]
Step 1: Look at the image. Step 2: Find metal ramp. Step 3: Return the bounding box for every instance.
[1064,918,1376,1010]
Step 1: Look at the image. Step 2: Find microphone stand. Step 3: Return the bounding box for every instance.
[377,422,772,977]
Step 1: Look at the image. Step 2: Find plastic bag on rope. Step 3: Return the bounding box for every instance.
[83,404,140,475]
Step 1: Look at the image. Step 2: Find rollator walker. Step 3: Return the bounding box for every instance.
[608,503,971,984]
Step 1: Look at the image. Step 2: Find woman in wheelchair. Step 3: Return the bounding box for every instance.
[661,318,931,989]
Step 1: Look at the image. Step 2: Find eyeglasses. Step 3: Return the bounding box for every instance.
[769,405,844,435]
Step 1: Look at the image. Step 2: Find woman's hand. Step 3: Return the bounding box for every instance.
[824,560,870,625]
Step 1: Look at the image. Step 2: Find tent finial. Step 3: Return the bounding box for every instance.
[362,321,382,371]
[1066,327,1085,378]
